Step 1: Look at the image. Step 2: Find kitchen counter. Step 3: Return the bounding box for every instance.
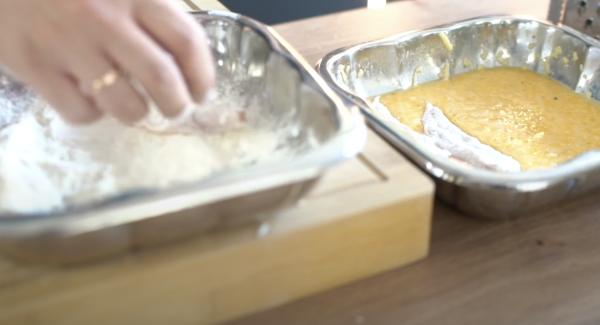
[231,1,600,324]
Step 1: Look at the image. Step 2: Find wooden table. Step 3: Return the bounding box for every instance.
[228,1,600,324]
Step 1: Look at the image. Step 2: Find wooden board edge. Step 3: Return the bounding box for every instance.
[0,194,432,325]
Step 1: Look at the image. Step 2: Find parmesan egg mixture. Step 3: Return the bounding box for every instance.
[0,99,285,214]
[375,67,600,172]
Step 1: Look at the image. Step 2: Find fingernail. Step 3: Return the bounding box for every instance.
[196,88,217,105]
[172,102,197,124]
[137,105,170,132]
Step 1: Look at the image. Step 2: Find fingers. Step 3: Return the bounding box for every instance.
[4,0,216,125]
[29,69,102,124]
[106,20,193,118]
[92,74,149,124]
[135,0,215,102]
[72,51,148,124]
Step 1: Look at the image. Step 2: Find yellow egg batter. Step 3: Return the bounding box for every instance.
[378,67,600,170]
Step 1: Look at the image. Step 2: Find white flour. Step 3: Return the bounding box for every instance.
[372,98,521,173]
[0,100,283,214]
[421,103,521,172]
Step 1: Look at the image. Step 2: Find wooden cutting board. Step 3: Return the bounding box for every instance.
[0,1,434,324]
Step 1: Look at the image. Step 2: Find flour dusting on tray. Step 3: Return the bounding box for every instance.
[0,98,289,214]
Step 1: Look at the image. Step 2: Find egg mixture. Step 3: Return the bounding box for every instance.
[378,67,600,170]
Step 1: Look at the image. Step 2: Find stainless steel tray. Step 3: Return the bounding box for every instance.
[318,16,600,219]
[0,11,366,264]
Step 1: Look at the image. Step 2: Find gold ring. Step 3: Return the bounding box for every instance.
[90,69,120,94]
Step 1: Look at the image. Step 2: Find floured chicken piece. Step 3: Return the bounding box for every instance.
[422,103,521,172]
[372,98,521,172]
[138,89,247,134]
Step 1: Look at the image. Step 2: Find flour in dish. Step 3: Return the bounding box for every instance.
[0,99,284,214]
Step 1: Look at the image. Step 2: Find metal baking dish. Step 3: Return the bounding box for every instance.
[0,11,366,264]
[318,16,600,219]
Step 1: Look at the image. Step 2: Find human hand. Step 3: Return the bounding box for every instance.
[0,0,215,124]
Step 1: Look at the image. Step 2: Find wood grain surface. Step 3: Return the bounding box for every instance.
[228,1,600,324]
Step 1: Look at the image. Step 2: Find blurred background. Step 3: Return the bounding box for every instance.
[221,0,397,24]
